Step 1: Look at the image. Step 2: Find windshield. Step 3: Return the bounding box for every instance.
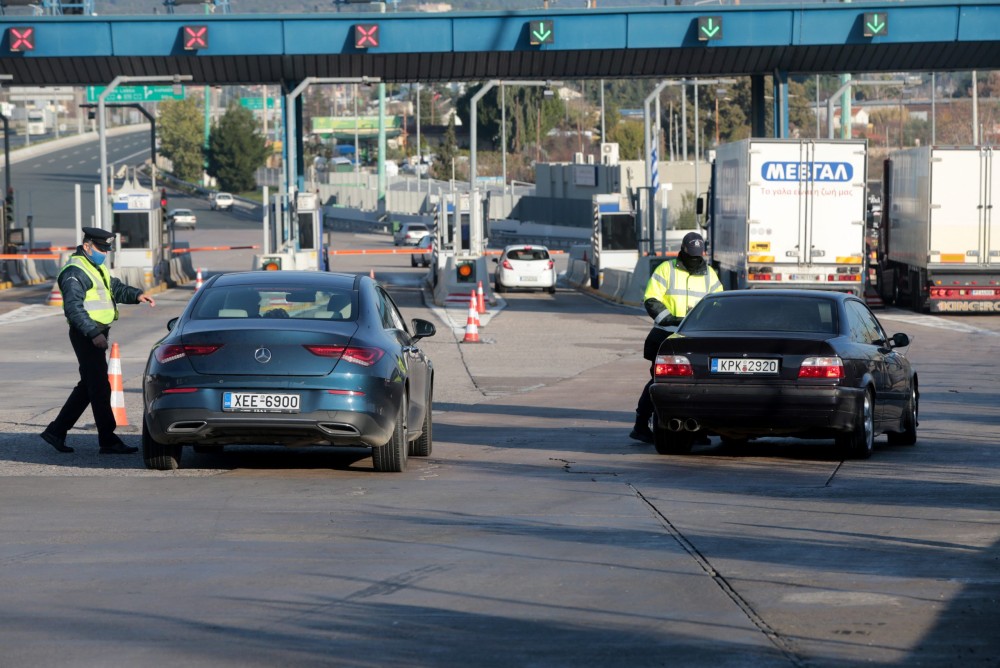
[191,286,358,321]
[683,296,838,334]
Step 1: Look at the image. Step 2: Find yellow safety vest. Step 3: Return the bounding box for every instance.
[60,255,117,325]
[644,258,723,317]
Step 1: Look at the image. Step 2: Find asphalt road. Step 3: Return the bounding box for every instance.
[1,223,999,667]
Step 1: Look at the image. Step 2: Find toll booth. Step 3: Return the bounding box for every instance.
[256,191,322,271]
[589,193,638,289]
[111,180,164,288]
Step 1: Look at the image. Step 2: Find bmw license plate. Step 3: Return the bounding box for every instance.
[711,358,779,374]
[223,392,300,413]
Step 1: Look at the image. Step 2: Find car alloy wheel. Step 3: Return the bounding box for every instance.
[837,389,874,459]
[142,418,182,471]
[372,395,408,472]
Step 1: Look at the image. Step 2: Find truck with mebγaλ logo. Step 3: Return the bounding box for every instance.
[704,138,868,295]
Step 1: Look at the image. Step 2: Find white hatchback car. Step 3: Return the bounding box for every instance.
[394,223,430,246]
[167,208,197,230]
[211,192,234,211]
[494,244,556,294]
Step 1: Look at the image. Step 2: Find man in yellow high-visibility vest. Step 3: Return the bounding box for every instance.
[630,232,723,444]
[41,227,155,454]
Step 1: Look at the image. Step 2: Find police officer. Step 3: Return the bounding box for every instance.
[630,232,723,444]
[40,228,155,454]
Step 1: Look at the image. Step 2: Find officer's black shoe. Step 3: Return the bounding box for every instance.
[41,430,74,453]
[629,425,655,444]
[99,438,138,455]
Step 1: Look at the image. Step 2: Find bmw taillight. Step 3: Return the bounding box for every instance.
[304,345,385,366]
[155,344,223,364]
[654,354,694,377]
[798,356,844,379]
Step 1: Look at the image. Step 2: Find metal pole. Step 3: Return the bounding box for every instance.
[931,73,937,145]
[600,78,606,142]
[501,83,507,194]
[354,84,360,179]
[416,83,421,169]
[972,70,979,145]
[471,80,498,258]
[681,84,687,162]
[694,82,700,210]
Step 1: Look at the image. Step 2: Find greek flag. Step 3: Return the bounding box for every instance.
[651,145,659,196]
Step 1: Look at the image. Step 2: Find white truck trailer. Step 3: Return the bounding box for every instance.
[878,146,1000,313]
[707,138,868,295]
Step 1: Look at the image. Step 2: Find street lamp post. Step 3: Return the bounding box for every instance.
[470,79,551,257]
[827,79,905,139]
[99,75,192,236]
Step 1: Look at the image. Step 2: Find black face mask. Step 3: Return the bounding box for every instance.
[679,251,706,274]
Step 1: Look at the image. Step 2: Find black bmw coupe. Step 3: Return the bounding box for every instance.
[649,290,917,459]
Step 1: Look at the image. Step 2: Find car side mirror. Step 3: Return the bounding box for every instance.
[167,317,178,332]
[890,332,910,348]
[492,257,498,263]
[411,318,436,341]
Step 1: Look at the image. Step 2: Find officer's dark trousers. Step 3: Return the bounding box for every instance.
[635,362,655,424]
[46,326,117,446]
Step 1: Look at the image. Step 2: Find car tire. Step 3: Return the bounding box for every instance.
[837,389,874,459]
[372,396,408,472]
[547,286,556,294]
[494,280,505,294]
[411,256,418,267]
[142,418,182,471]
[653,421,694,455]
[410,388,433,457]
[887,383,918,446]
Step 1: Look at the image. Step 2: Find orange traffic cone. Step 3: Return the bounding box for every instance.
[108,342,129,427]
[462,290,480,343]
[195,268,204,291]
[476,280,486,314]
[46,282,63,307]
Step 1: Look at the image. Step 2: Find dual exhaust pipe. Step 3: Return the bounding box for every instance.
[667,418,701,433]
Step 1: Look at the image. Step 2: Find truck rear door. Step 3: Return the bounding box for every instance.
[805,142,867,266]
[749,141,864,267]
[930,148,987,266]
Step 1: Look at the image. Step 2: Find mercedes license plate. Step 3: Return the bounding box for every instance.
[711,358,779,374]
[223,392,300,413]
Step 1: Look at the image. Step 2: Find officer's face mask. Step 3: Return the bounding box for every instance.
[679,251,705,273]
[87,244,108,266]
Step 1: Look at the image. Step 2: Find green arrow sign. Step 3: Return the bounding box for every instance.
[529,20,554,46]
[86,85,185,104]
[863,12,888,37]
[240,97,279,111]
[697,16,723,42]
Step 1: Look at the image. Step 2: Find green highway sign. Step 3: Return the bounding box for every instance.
[240,97,279,111]
[86,85,185,104]
[528,20,554,46]
[863,12,888,37]
[697,16,723,41]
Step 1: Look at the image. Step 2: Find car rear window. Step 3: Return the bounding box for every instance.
[683,295,838,334]
[507,249,550,261]
[191,287,358,321]
[407,225,428,233]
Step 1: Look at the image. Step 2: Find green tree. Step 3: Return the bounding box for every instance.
[433,116,459,180]
[607,119,644,161]
[158,98,204,183]
[206,103,269,193]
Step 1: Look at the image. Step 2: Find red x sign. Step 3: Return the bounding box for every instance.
[9,27,35,53]
[354,24,379,49]
[183,25,208,51]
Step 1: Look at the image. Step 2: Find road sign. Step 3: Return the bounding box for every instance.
[240,98,279,111]
[8,26,35,52]
[863,12,888,37]
[697,16,723,41]
[183,25,208,50]
[354,24,379,49]
[86,86,185,104]
[9,86,75,102]
[529,20,554,46]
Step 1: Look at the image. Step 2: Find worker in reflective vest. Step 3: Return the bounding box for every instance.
[40,227,155,455]
[630,232,723,444]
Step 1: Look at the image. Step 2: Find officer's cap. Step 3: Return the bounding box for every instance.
[82,227,115,251]
[681,232,705,257]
